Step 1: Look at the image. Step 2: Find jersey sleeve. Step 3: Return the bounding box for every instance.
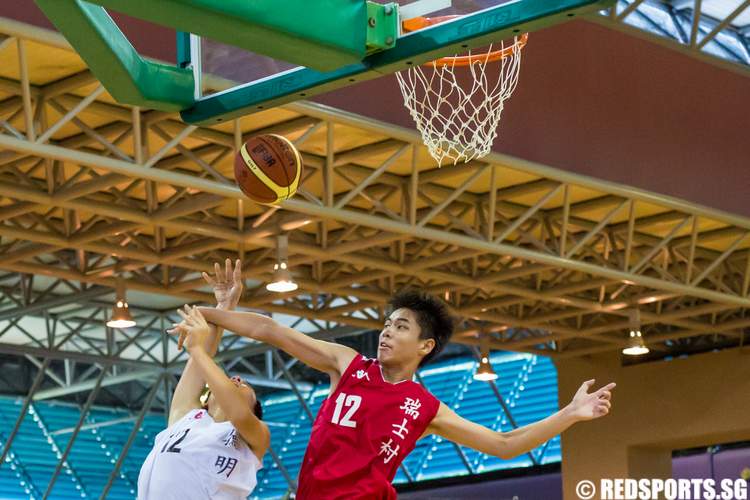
[424,392,441,424]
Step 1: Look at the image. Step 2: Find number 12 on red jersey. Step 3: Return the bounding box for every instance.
[331,393,361,428]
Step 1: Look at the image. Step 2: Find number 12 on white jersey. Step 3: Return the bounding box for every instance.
[331,393,361,428]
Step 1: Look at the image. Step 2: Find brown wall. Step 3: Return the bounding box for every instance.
[556,348,750,499]
[2,0,175,62]
[314,20,750,219]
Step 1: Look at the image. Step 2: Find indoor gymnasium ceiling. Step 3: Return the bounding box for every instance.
[0,12,748,401]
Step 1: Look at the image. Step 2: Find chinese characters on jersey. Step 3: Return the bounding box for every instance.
[223,429,240,449]
[215,456,238,477]
[378,397,422,465]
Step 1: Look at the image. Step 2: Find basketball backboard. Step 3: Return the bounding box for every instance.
[197,1,519,96]
[36,0,613,123]
[184,0,613,125]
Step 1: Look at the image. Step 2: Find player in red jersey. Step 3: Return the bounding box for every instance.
[173,272,615,500]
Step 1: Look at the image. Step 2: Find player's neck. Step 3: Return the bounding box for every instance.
[379,362,416,384]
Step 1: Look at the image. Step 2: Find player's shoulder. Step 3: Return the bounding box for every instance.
[401,372,439,407]
[342,353,373,372]
[161,408,206,436]
[409,376,438,399]
[179,408,213,426]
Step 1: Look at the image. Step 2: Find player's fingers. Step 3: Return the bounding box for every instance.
[188,306,204,324]
[178,331,186,351]
[598,390,611,400]
[225,258,232,283]
[167,322,188,334]
[214,261,224,282]
[177,310,196,326]
[602,382,616,391]
[191,306,206,322]
[184,304,199,321]
[202,272,215,286]
[180,310,194,324]
[579,379,595,393]
[234,259,242,281]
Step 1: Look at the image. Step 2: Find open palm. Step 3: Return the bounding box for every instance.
[204,259,243,308]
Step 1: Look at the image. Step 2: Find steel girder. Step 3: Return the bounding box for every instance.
[595,0,750,77]
[0,275,362,401]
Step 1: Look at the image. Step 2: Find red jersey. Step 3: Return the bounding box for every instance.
[297,355,440,499]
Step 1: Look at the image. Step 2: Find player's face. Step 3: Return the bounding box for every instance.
[233,376,258,410]
[205,376,257,415]
[378,308,433,366]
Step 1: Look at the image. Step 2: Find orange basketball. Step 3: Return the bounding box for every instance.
[234,134,302,204]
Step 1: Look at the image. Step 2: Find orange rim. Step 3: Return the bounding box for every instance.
[402,16,528,67]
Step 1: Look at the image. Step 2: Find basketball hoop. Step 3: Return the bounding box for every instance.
[396,16,528,166]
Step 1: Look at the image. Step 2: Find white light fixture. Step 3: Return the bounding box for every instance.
[622,309,649,356]
[474,355,499,381]
[107,279,136,329]
[266,234,298,293]
[474,333,498,381]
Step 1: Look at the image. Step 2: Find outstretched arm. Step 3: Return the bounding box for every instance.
[168,259,243,426]
[197,308,357,383]
[179,307,270,460]
[427,379,615,459]
[168,306,223,426]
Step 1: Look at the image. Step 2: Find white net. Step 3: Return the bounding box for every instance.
[396,37,525,166]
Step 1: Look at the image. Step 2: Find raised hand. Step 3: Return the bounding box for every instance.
[566,379,616,421]
[168,305,211,352]
[204,258,243,308]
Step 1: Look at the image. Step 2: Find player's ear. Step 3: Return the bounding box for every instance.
[418,337,435,358]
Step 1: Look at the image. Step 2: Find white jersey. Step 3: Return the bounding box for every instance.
[138,409,262,500]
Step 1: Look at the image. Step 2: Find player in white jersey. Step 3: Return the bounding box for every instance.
[138,260,270,500]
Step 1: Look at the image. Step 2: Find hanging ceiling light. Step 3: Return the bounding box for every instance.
[474,333,498,381]
[622,309,649,356]
[107,279,136,329]
[266,234,298,293]
[474,355,499,381]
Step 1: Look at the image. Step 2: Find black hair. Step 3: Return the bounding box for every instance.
[253,398,263,420]
[388,290,454,367]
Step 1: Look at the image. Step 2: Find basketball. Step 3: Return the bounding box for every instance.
[234,134,302,204]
